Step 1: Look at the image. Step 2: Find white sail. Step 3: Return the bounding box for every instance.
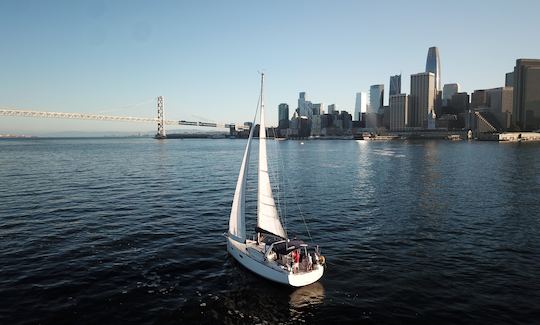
[257,73,287,239]
[228,106,258,243]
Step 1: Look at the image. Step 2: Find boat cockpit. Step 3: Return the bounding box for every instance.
[263,238,325,274]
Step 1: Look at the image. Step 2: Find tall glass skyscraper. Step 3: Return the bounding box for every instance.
[425,47,441,91]
[369,84,384,114]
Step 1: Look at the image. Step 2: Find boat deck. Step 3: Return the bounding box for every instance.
[245,239,317,275]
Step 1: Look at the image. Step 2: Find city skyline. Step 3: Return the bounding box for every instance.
[1,0,540,134]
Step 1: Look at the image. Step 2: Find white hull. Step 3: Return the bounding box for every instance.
[227,237,324,287]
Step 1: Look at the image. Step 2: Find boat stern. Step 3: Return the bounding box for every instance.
[287,265,324,287]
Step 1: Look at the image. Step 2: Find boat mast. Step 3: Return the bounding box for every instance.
[257,72,264,244]
[256,72,287,242]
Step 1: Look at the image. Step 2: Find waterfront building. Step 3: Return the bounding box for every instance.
[369,84,384,114]
[311,115,322,136]
[505,72,514,87]
[354,92,368,121]
[328,104,337,115]
[360,113,366,128]
[389,75,401,96]
[450,92,470,114]
[409,72,436,128]
[389,94,408,131]
[340,111,353,132]
[426,47,442,91]
[379,105,390,129]
[487,87,513,129]
[297,92,313,119]
[364,113,378,130]
[471,90,489,109]
[512,59,540,130]
[443,83,460,106]
[278,103,289,129]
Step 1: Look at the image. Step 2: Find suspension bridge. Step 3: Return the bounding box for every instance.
[0,96,240,138]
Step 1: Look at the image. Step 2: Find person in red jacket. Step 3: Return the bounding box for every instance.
[292,249,300,273]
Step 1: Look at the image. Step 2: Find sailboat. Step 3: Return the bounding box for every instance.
[227,73,325,287]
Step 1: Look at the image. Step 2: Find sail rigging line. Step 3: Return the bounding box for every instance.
[269,127,287,235]
[280,163,314,244]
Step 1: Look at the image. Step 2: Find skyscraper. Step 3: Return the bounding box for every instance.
[513,59,540,130]
[369,85,384,114]
[327,104,337,114]
[409,72,436,128]
[442,83,460,105]
[389,94,408,131]
[487,87,513,129]
[354,92,367,121]
[297,92,313,118]
[505,72,514,87]
[471,89,489,108]
[278,103,289,129]
[312,103,323,116]
[389,75,401,96]
[425,47,441,91]
[450,92,470,114]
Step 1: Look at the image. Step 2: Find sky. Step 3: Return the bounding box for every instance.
[1,0,540,135]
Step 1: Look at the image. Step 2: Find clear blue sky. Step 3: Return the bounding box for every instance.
[1,0,539,134]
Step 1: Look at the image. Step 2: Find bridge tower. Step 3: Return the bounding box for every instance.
[155,96,166,139]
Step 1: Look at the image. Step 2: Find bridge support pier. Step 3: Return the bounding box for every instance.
[155,96,166,139]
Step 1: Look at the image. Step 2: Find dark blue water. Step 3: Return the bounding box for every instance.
[0,138,539,324]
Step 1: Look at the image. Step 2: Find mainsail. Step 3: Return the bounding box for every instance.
[257,73,287,239]
[228,102,258,243]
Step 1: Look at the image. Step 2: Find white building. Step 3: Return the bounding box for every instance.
[354,92,367,121]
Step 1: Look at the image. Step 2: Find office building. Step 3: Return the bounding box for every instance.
[369,84,384,114]
[340,111,353,131]
[471,90,489,108]
[297,92,313,118]
[409,72,436,128]
[328,104,337,114]
[389,75,401,96]
[513,59,540,130]
[487,87,513,129]
[311,115,322,136]
[278,103,289,129]
[443,83,460,105]
[389,94,408,130]
[354,92,367,121]
[312,103,323,116]
[505,72,514,87]
[426,47,441,91]
[450,92,470,114]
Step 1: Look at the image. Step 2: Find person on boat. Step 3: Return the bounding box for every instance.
[293,249,300,273]
[307,252,313,271]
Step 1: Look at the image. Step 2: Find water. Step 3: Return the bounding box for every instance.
[0,138,539,324]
